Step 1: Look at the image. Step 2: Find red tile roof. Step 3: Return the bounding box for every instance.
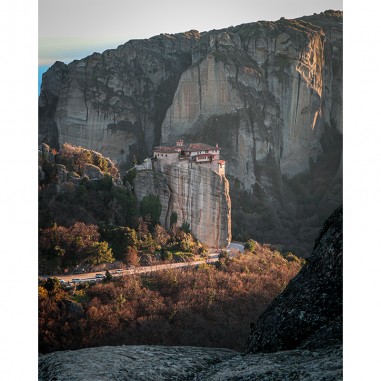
[182,143,219,152]
[154,142,220,153]
[153,146,181,153]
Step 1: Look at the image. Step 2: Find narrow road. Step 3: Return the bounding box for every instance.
[43,257,219,284]
[228,241,244,252]
[41,242,245,284]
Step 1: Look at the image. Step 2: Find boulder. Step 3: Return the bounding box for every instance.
[83,163,104,180]
[245,205,343,353]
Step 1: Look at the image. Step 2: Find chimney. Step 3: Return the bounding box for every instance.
[176,139,184,147]
[216,143,219,148]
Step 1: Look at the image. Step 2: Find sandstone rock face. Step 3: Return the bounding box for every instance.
[133,161,231,248]
[39,11,342,255]
[245,205,343,353]
[82,163,104,180]
[38,344,342,381]
[39,31,202,170]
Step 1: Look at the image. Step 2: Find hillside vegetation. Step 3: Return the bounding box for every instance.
[39,246,304,353]
[39,143,207,274]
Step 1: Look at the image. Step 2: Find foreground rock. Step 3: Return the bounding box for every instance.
[246,205,343,353]
[39,344,342,381]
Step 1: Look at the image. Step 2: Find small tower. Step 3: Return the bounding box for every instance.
[176,139,184,147]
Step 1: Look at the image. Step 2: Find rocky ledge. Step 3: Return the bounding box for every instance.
[38,344,342,381]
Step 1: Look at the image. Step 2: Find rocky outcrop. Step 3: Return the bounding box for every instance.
[245,205,343,353]
[82,163,104,179]
[133,161,231,248]
[38,344,342,381]
[39,11,343,256]
[38,143,119,189]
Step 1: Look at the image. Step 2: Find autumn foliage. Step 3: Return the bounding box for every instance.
[39,247,303,353]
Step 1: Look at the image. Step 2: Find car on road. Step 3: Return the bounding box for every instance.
[72,278,81,283]
[95,273,105,279]
[115,269,123,274]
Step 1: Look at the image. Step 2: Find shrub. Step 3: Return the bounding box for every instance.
[104,270,113,282]
[161,251,173,261]
[181,221,191,233]
[244,239,257,253]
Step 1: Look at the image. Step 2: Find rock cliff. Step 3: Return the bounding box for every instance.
[133,161,231,248]
[39,10,342,256]
[245,205,343,353]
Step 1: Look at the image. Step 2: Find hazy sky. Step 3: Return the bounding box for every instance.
[39,0,343,66]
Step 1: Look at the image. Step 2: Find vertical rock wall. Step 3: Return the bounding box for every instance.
[133,162,231,248]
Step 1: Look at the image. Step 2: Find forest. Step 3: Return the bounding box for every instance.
[39,245,304,353]
[39,143,305,353]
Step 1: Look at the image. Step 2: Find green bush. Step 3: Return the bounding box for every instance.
[86,241,114,265]
[181,221,191,233]
[43,277,61,294]
[161,250,173,261]
[123,168,137,185]
[140,194,161,224]
[170,212,178,227]
[244,239,257,253]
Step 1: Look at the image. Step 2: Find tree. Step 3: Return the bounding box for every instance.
[244,239,257,253]
[125,246,139,266]
[161,251,173,262]
[126,227,139,249]
[153,224,170,246]
[181,221,191,233]
[137,217,149,241]
[43,277,61,294]
[86,241,114,265]
[104,270,113,282]
[140,194,161,224]
[170,212,178,227]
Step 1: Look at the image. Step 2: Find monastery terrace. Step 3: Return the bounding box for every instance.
[136,140,226,176]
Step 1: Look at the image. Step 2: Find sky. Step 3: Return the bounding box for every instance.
[38,0,343,90]
[3,0,381,379]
